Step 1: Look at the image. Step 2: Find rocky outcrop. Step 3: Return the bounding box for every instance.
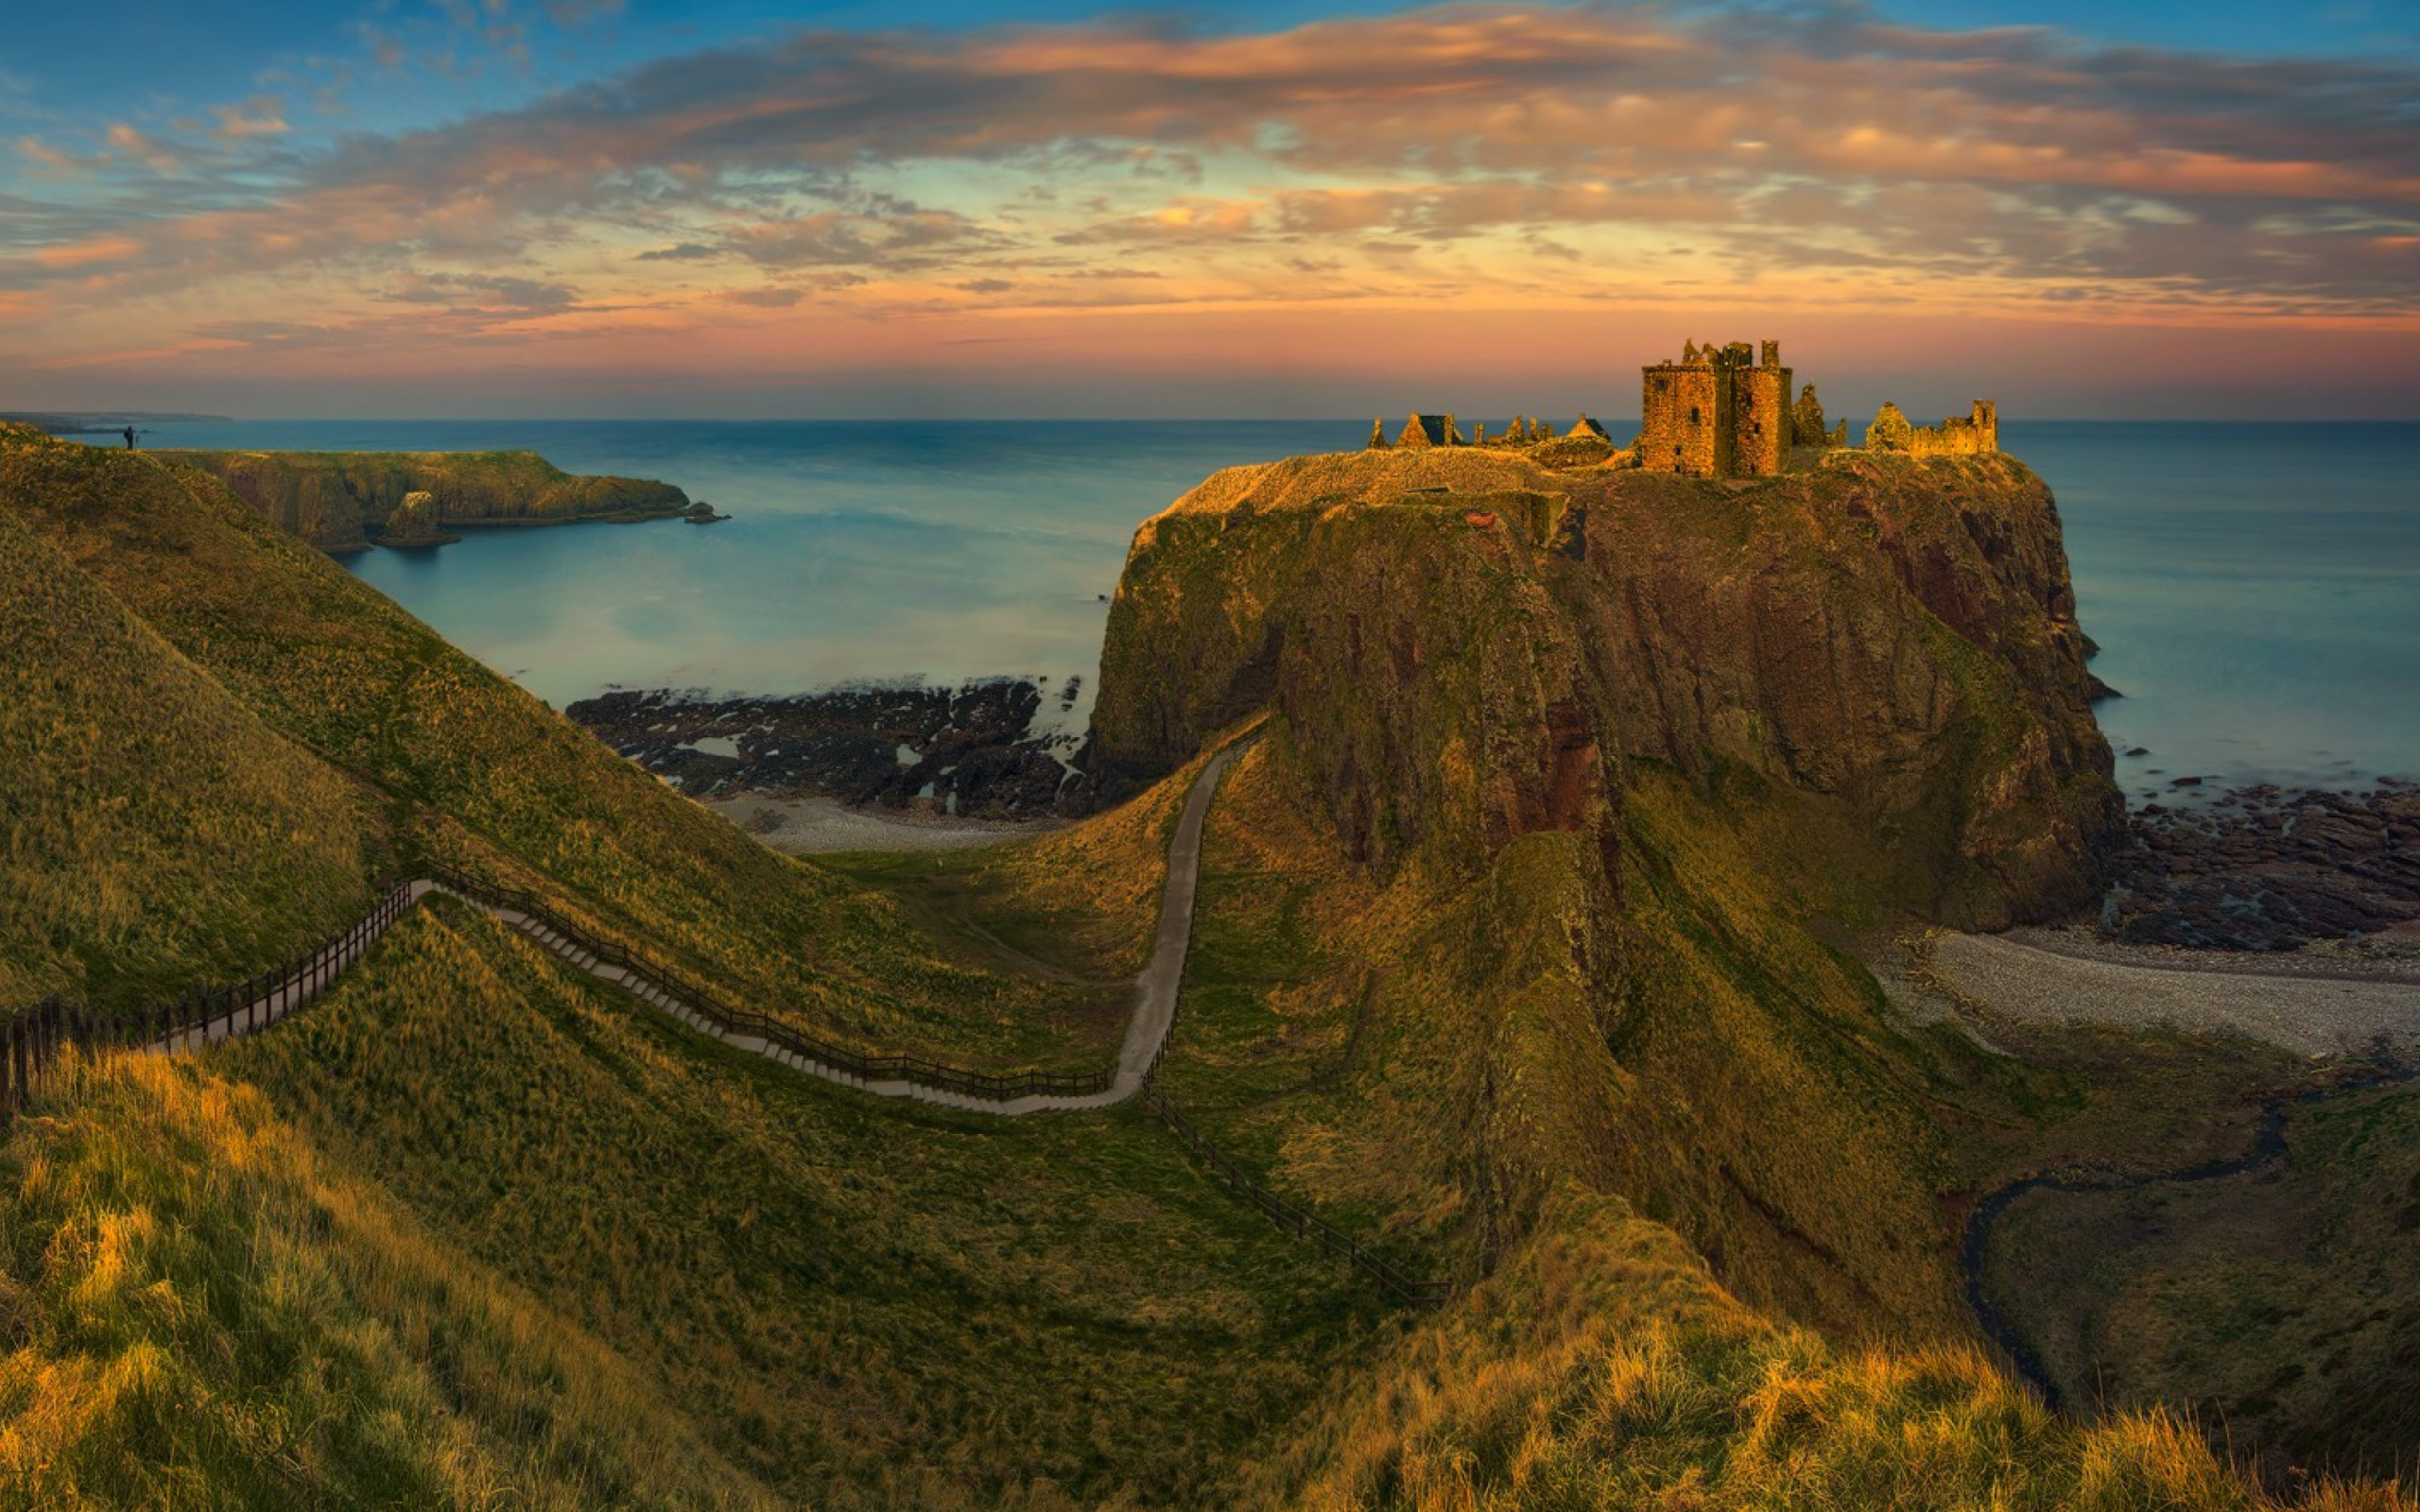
[152,449,690,553]
[567,679,1086,819]
[2109,783,2420,949]
[379,490,459,548]
[1092,445,2120,930]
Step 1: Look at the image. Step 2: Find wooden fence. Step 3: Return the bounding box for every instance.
[3,880,419,1112]
[1,860,1451,1308]
[418,863,1117,1101]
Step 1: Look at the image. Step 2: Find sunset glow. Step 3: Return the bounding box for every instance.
[4,1,2415,416]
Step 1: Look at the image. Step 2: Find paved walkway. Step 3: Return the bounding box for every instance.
[156,742,1249,1116]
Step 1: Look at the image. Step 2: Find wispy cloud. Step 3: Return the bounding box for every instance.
[1,1,2414,404]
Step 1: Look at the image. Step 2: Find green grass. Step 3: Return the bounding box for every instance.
[211,900,1391,1509]
[0,496,378,1012]
[0,422,1115,1073]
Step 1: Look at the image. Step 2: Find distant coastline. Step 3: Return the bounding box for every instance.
[3,410,233,435]
[153,447,705,554]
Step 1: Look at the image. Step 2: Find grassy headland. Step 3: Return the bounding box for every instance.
[151,448,691,553]
[0,423,1111,1072]
[2,421,2410,1508]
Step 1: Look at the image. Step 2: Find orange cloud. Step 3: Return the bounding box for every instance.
[35,237,144,269]
[4,3,2417,411]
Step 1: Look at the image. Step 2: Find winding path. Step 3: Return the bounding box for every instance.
[150,741,1249,1116]
[99,732,1449,1302]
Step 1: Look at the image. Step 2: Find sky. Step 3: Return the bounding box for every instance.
[1,0,2415,419]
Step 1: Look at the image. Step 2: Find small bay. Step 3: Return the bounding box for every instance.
[123,417,2420,797]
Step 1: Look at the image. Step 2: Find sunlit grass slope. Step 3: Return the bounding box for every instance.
[1248,1189,2412,1512]
[212,900,1387,1510]
[0,499,377,1012]
[0,1048,778,1512]
[0,423,1088,1067]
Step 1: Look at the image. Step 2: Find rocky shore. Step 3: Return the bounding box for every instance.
[2103,782,2420,951]
[565,677,1090,820]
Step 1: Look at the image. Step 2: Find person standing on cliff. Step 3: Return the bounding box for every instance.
[122,425,136,450]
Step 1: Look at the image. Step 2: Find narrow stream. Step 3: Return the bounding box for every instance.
[1960,1062,2418,1409]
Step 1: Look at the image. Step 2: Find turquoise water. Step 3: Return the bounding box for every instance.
[121,418,2420,794]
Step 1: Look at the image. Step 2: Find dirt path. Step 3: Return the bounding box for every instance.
[155,742,1248,1116]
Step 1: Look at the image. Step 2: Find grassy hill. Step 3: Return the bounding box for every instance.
[0,1046,779,1512]
[0,424,1120,1071]
[0,496,378,1012]
[150,449,690,552]
[1,421,2410,1508]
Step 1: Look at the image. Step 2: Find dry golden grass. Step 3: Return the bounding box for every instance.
[1253,1189,2413,1512]
[0,1045,778,1511]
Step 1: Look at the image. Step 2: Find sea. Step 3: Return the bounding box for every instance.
[108,418,2420,804]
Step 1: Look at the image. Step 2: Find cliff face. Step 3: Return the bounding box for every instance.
[1096,447,2122,1336]
[152,450,689,553]
[1095,447,2118,931]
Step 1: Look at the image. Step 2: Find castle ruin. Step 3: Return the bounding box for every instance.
[1864,399,1997,458]
[1635,339,1795,477]
[1369,340,1996,477]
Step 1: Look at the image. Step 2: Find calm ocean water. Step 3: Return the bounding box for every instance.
[119,418,2420,799]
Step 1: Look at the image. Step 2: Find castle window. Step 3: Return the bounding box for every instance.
[1689,405,1701,424]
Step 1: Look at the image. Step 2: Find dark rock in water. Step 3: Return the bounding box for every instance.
[2080,630,2100,660]
[566,678,1090,819]
[2169,775,2204,788]
[2087,673,2122,702]
[2124,747,2150,757]
[2104,783,2420,950]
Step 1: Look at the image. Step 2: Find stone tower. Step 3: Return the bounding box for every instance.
[1732,339,1792,477]
[1635,338,1795,478]
[1636,342,1728,476]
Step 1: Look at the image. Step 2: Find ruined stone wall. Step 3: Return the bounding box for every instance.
[1872,399,1999,457]
[1637,362,1727,476]
[1733,361,1793,476]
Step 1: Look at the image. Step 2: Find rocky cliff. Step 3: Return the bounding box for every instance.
[1094,446,2119,932]
[152,449,690,553]
[1093,445,2124,1336]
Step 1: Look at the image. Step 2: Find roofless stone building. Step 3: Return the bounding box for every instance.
[1370,340,1996,478]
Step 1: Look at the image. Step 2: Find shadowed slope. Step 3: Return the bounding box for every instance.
[0,502,377,1012]
[1248,1189,2408,1512]
[0,424,1098,1069]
